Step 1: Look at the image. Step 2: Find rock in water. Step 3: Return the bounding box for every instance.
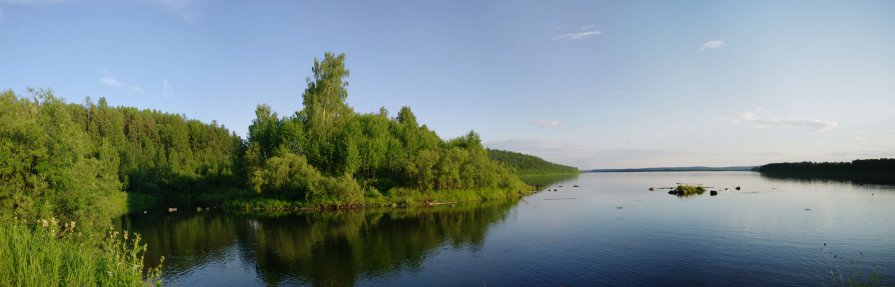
[735,186,741,190]
[710,190,718,196]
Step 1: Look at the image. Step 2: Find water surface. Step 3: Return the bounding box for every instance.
[121,172,895,286]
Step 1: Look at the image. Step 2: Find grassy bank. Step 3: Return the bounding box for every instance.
[0,221,161,287]
[222,186,535,210]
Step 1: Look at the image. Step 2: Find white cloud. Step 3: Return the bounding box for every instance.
[100,76,124,87]
[553,30,601,40]
[532,119,561,128]
[698,40,727,52]
[162,80,173,98]
[154,0,204,22]
[580,24,596,30]
[96,68,144,94]
[733,109,838,132]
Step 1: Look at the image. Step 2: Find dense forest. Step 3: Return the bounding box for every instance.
[0,52,575,285]
[0,88,243,227]
[239,52,528,208]
[757,158,895,183]
[486,149,579,176]
[0,52,583,221]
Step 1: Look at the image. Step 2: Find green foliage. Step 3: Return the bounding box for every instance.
[672,184,706,196]
[0,89,124,228]
[487,149,579,176]
[240,52,532,208]
[0,221,161,287]
[1,88,244,223]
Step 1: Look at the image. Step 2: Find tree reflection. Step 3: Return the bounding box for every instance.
[121,199,521,286]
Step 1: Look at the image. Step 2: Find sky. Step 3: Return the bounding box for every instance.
[2,0,894,169]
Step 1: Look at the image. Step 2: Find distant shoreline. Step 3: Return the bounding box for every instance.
[585,166,757,173]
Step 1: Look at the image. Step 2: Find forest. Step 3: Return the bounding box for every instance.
[486,149,579,176]
[0,52,579,285]
[234,53,533,208]
[757,158,895,183]
[0,52,579,222]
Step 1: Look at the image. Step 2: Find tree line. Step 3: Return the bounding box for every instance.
[2,52,579,224]
[757,158,895,184]
[486,149,579,176]
[757,159,895,173]
[0,88,244,227]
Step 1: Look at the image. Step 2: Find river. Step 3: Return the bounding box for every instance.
[119,172,895,286]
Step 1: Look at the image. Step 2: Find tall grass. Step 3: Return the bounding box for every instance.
[0,220,162,287]
[819,243,887,287]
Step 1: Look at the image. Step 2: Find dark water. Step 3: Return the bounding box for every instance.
[120,172,895,286]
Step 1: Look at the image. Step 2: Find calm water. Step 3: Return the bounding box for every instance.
[120,172,895,286]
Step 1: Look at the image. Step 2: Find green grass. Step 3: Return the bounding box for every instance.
[222,186,536,211]
[0,221,162,287]
[671,184,706,196]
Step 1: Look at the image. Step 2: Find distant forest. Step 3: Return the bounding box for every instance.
[757,158,895,183]
[486,149,579,176]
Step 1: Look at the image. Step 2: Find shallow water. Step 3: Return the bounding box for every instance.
[120,172,895,286]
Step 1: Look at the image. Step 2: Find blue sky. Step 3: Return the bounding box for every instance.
[2,0,894,168]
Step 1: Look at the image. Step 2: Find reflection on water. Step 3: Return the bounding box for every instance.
[759,171,895,185]
[519,173,579,187]
[120,172,895,286]
[120,199,521,286]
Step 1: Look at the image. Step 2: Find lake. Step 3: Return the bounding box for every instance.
[119,172,895,286]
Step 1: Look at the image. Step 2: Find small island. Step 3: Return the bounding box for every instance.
[667,184,706,196]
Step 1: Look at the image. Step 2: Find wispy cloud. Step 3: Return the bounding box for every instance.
[162,80,173,98]
[0,8,5,22]
[154,0,204,22]
[100,75,124,87]
[580,24,596,30]
[730,109,838,132]
[532,119,561,128]
[97,68,144,94]
[698,40,727,52]
[553,30,601,40]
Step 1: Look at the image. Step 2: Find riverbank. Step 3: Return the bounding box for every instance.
[220,186,536,211]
